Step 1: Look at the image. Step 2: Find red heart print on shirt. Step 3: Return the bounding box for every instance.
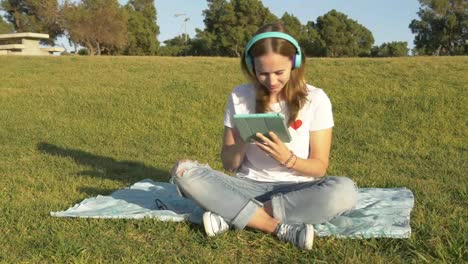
[290,119,302,130]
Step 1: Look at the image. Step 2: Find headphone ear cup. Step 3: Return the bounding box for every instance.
[246,54,254,73]
[294,53,302,69]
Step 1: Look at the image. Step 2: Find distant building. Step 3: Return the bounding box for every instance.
[0,33,65,56]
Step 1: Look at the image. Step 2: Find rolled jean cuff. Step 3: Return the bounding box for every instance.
[271,194,286,223]
[230,198,263,230]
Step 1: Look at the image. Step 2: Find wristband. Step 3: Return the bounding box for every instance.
[288,155,298,169]
[281,151,294,167]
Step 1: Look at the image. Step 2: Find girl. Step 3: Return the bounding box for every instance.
[172,22,357,250]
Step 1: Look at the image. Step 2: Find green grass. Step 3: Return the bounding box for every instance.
[0,55,466,263]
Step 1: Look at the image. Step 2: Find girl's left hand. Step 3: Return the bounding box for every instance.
[254,131,291,164]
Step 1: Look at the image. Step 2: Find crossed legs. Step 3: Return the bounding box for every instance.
[171,160,357,232]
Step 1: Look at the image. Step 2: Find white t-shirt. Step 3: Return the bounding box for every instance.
[223,83,334,182]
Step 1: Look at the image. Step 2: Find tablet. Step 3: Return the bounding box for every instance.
[233,113,292,143]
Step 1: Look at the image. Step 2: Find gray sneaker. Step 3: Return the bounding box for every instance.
[203,212,229,237]
[276,223,314,250]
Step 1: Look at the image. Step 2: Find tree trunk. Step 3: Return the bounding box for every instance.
[434,45,442,56]
[234,44,240,57]
[85,41,95,56]
[14,11,22,31]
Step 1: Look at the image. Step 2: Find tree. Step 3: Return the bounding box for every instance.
[61,0,128,55]
[186,28,213,56]
[0,0,62,44]
[193,0,233,56]
[279,12,325,57]
[280,12,303,39]
[302,21,326,57]
[123,0,159,55]
[193,0,277,57]
[0,16,13,33]
[229,0,277,56]
[371,41,409,57]
[159,34,190,56]
[409,0,467,55]
[316,9,374,57]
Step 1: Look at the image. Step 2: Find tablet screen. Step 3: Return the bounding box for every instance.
[233,113,292,143]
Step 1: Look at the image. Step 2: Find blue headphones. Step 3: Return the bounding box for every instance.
[244,32,303,73]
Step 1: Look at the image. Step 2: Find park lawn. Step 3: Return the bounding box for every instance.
[0,55,466,263]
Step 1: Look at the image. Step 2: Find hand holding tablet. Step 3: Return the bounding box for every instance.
[233,113,292,143]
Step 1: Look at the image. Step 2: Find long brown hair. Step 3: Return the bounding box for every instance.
[241,22,308,125]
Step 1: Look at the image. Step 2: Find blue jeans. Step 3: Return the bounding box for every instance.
[173,161,358,230]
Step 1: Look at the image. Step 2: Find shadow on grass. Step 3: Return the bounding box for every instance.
[37,143,207,229]
[37,142,170,185]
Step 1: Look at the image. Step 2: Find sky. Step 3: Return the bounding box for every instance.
[1,0,422,51]
[152,0,421,50]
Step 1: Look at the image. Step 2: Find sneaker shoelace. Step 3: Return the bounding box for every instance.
[214,214,228,230]
[279,224,301,244]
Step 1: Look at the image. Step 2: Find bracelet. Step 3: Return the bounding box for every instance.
[288,154,298,169]
[281,151,294,167]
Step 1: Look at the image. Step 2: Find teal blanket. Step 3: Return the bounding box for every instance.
[51,179,414,238]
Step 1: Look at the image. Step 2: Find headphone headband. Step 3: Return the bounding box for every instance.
[244,32,302,72]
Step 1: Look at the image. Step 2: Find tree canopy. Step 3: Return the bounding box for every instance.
[409,0,467,55]
[61,0,128,55]
[170,5,375,58]
[279,12,303,39]
[0,0,62,43]
[4,0,461,57]
[279,13,325,57]
[123,0,159,55]
[159,34,190,56]
[316,10,374,57]
[371,42,409,57]
[193,0,277,57]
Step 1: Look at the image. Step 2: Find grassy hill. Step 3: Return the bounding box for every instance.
[0,55,466,262]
